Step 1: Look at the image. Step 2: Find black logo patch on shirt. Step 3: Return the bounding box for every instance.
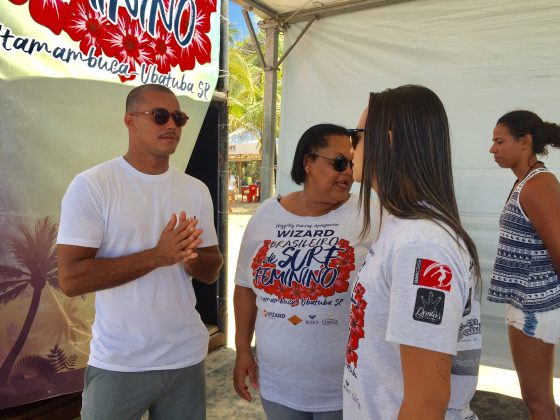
[413,288,445,325]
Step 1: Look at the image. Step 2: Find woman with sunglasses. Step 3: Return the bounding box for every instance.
[488,110,560,419]
[343,85,481,419]
[233,124,376,419]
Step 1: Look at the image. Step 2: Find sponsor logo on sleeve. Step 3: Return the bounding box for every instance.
[413,258,452,292]
[413,288,445,325]
[288,315,303,325]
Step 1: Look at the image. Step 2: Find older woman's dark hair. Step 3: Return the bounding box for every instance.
[497,110,560,155]
[290,124,350,185]
[358,84,480,280]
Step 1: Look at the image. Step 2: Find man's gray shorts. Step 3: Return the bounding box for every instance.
[81,361,205,420]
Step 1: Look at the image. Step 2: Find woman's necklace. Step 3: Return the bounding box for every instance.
[506,160,543,201]
[518,160,542,182]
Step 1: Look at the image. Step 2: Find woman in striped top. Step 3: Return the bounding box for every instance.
[488,110,560,420]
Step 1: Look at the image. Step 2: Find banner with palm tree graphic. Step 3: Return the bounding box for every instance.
[0,0,221,409]
[0,217,92,408]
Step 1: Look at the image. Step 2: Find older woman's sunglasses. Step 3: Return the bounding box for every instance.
[128,108,189,127]
[348,128,365,149]
[310,153,353,172]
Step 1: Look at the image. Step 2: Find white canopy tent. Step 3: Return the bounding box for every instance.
[232,0,560,374]
[229,129,262,160]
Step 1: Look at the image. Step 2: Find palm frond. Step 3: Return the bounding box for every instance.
[0,265,28,279]
[0,279,29,293]
[0,283,28,305]
[7,217,59,289]
[49,345,78,371]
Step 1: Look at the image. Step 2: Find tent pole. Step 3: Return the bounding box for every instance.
[260,23,279,201]
[277,17,316,67]
[242,9,267,69]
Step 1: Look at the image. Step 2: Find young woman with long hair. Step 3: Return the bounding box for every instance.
[343,85,481,420]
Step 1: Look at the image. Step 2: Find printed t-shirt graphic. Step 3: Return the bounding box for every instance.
[234,195,373,412]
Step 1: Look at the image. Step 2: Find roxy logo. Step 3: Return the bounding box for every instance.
[263,310,285,319]
[414,259,452,292]
[306,314,319,325]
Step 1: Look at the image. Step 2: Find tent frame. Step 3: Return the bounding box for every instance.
[232,0,415,200]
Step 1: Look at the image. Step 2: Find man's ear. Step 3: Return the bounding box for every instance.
[124,113,135,130]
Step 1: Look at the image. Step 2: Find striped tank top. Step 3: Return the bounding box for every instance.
[488,167,560,312]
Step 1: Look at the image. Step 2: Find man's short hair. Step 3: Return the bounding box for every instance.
[126,84,175,112]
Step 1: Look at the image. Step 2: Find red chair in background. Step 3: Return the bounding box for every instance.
[240,186,250,202]
[248,185,258,202]
[240,185,259,203]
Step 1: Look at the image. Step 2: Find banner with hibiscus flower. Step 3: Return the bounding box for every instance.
[0,0,221,101]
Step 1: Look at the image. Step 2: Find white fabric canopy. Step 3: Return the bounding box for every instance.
[276,0,560,372]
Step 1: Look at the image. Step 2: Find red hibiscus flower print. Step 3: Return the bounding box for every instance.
[346,281,367,368]
[352,296,367,320]
[29,0,70,35]
[354,282,365,300]
[284,282,307,305]
[9,0,28,5]
[63,0,110,56]
[252,241,270,269]
[146,22,182,74]
[305,281,323,301]
[100,7,153,82]
[346,343,358,367]
[176,1,212,71]
[273,282,290,300]
[349,309,365,339]
[197,0,217,14]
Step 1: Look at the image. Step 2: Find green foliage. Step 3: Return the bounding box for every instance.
[229,161,261,185]
[228,26,283,144]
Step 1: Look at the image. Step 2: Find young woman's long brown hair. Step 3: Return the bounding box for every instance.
[358,85,481,279]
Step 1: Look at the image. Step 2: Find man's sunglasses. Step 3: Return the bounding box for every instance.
[309,153,353,172]
[128,108,189,127]
[348,128,365,149]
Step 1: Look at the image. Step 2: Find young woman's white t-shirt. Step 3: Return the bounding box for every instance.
[343,215,481,420]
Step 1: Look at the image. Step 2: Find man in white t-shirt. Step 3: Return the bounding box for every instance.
[57,84,223,420]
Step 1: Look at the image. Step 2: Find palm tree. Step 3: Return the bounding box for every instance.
[0,217,58,386]
[228,30,283,145]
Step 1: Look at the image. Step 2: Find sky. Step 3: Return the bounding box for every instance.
[229,1,255,40]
